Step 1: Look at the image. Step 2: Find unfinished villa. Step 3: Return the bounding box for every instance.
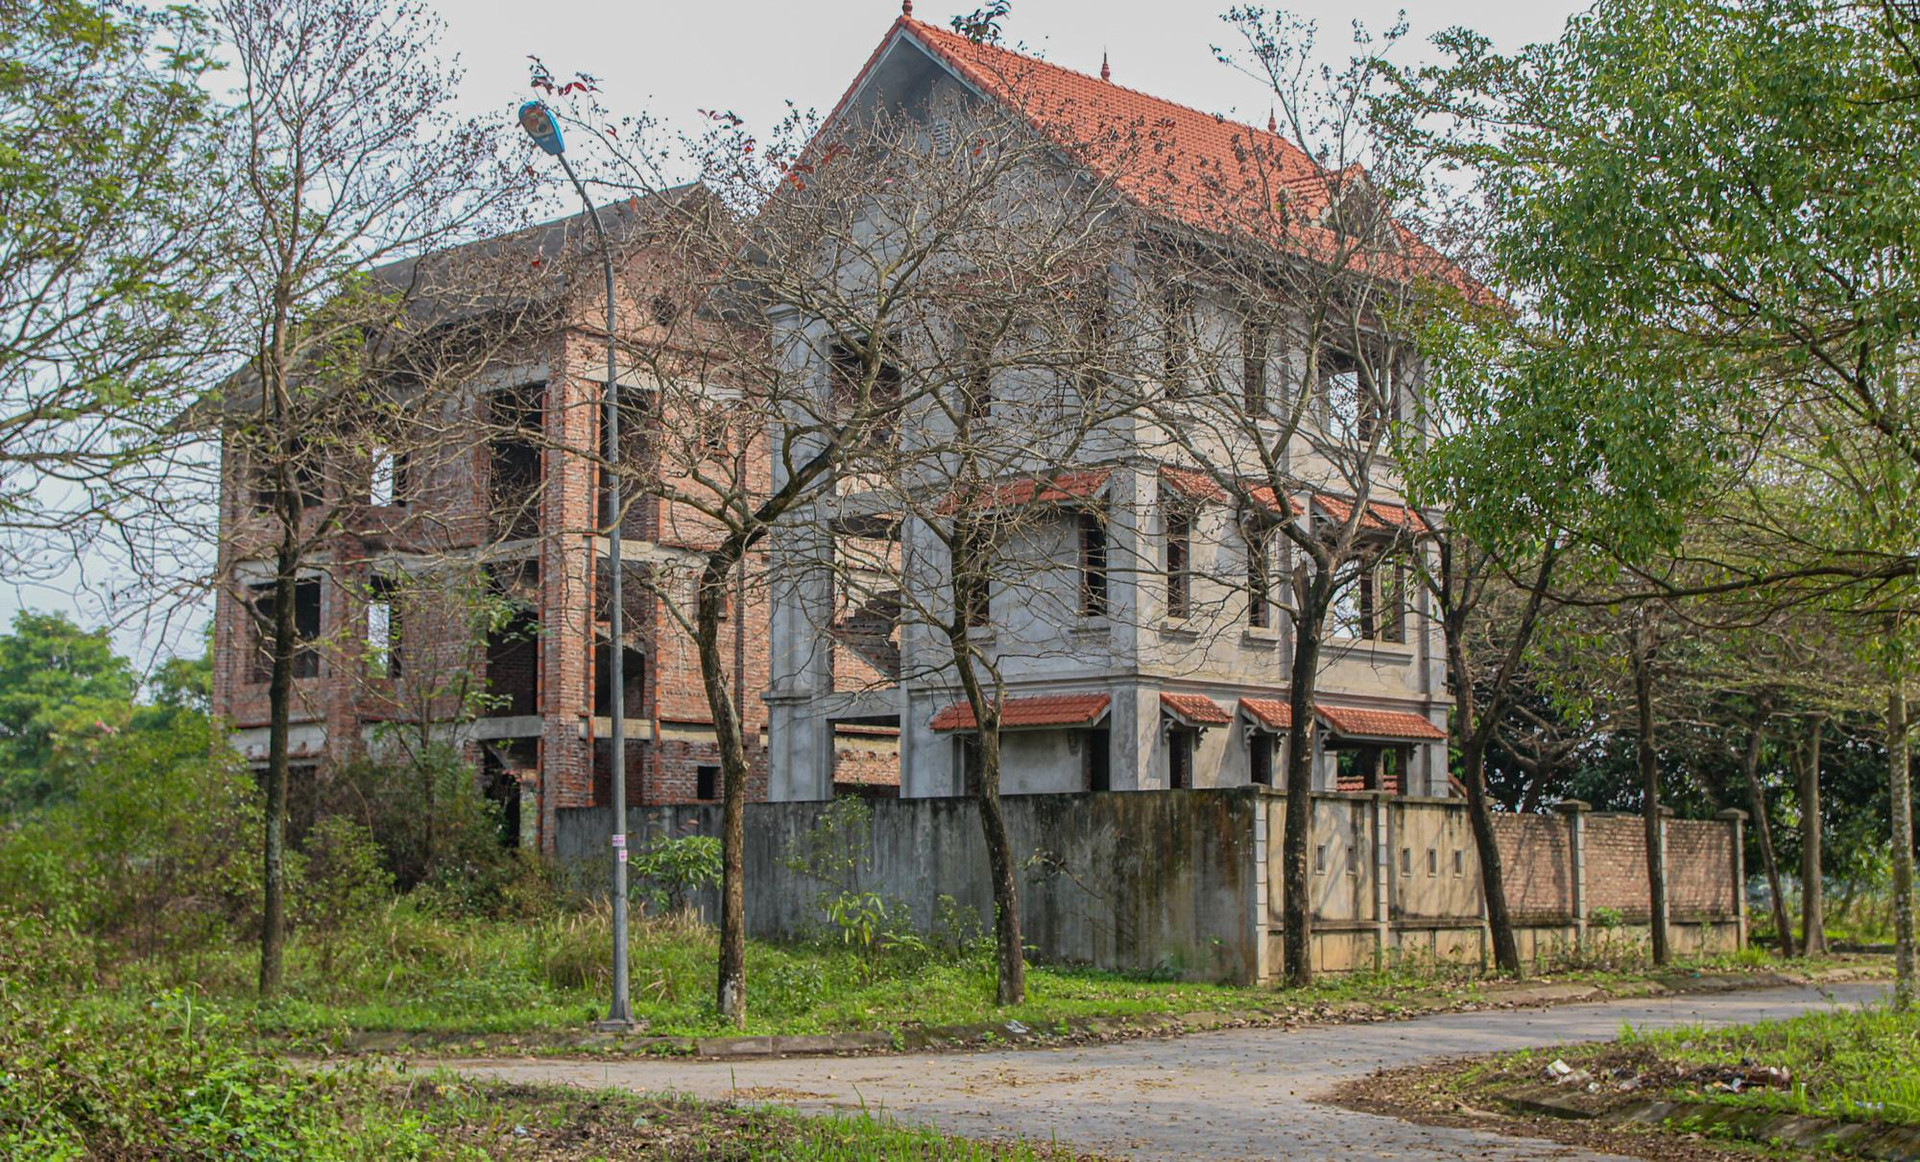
[211,8,1748,977]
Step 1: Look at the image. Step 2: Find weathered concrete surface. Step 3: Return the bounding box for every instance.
[440,982,1886,1161]
[563,789,1260,982]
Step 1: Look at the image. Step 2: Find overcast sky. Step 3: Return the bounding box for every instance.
[6,0,1589,669]
[449,0,1585,150]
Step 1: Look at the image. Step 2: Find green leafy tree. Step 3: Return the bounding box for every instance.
[0,611,136,813]
[0,0,226,578]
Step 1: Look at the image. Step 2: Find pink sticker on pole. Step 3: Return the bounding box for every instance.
[612,833,626,848]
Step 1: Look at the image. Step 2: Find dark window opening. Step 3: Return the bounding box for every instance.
[1250,733,1274,787]
[596,387,656,541]
[486,605,540,718]
[1165,507,1192,620]
[1246,523,1273,628]
[959,734,983,797]
[1083,727,1111,792]
[1242,316,1270,415]
[593,640,647,719]
[1168,727,1196,790]
[696,764,719,801]
[828,338,902,451]
[251,438,325,513]
[1333,744,1408,795]
[248,579,321,682]
[488,384,544,541]
[1078,510,1108,617]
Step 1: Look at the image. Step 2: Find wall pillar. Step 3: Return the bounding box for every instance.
[1372,792,1391,970]
[1555,799,1591,954]
[1717,807,1749,951]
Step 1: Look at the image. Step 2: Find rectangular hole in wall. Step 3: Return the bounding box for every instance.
[1314,843,1327,875]
[1454,849,1465,876]
[1427,848,1439,877]
[696,765,719,801]
[1400,847,1412,876]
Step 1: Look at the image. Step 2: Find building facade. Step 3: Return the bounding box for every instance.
[764,14,1454,803]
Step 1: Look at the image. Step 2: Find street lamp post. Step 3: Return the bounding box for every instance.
[518,99,633,1030]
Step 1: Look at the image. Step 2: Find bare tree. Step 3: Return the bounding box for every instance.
[201,0,524,995]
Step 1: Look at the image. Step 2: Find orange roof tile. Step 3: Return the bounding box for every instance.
[935,468,1110,515]
[864,19,1483,299]
[1312,493,1429,535]
[1240,697,1295,731]
[1160,466,1227,504]
[929,691,1111,731]
[1160,692,1232,726]
[1316,704,1447,741]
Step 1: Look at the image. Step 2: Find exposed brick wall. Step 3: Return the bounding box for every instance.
[1584,814,1651,918]
[1491,813,1574,922]
[1667,818,1737,918]
[211,260,775,850]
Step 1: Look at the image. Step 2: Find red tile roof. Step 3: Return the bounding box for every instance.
[854,18,1482,298]
[1159,466,1227,504]
[1314,493,1429,535]
[1240,697,1295,731]
[1160,692,1232,726]
[935,468,1110,515]
[929,691,1111,731]
[1316,704,1447,741]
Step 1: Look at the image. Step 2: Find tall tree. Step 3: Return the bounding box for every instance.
[206,0,522,996]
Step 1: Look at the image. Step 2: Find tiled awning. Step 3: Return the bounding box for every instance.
[1316,704,1447,742]
[1159,466,1227,504]
[935,469,1110,515]
[929,692,1112,732]
[1160,692,1232,727]
[1312,493,1430,534]
[1240,697,1295,732]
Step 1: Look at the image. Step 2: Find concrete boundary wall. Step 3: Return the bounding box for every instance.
[557,788,1744,984]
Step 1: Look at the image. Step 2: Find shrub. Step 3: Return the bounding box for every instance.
[292,816,393,973]
[632,833,721,914]
[0,710,260,964]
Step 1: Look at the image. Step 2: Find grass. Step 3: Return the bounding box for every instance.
[1422,1004,1920,1137]
[0,991,1080,1159]
[19,899,1859,1047]
[1617,1005,1920,1126]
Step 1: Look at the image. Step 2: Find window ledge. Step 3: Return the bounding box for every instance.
[1242,626,1282,644]
[1159,620,1199,639]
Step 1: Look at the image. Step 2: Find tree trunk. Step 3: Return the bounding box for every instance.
[697,560,751,1028]
[1739,721,1794,958]
[1799,715,1826,956]
[259,542,297,997]
[1890,680,1914,1010]
[1631,623,1670,966]
[947,611,1025,1005]
[1460,731,1522,976]
[1280,575,1330,988]
[973,724,1025,1005]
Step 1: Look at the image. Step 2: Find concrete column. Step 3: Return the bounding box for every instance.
[1717,807,1749,951]
[1556,799,1592,955]
[1372,792,1391,970]
[1252,791,1271,984]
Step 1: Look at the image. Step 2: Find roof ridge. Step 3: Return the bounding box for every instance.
[902,18,1316,170]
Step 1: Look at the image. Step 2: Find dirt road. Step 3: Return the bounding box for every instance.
[441,981,1884,1160]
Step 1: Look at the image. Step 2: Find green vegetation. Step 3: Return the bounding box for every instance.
[1618,1006,1920,1127]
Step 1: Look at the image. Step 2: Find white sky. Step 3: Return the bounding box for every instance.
[7,0,1587,670]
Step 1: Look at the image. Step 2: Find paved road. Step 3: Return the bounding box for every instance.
[442,982,1885,1160]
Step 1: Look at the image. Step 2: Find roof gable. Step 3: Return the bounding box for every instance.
[824,17,1481,299]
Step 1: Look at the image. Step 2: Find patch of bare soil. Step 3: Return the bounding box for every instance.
[1328,1051,1782,1162]
[390,1080,1107,1160]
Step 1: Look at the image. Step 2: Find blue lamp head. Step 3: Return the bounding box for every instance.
[518,100,566,156]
